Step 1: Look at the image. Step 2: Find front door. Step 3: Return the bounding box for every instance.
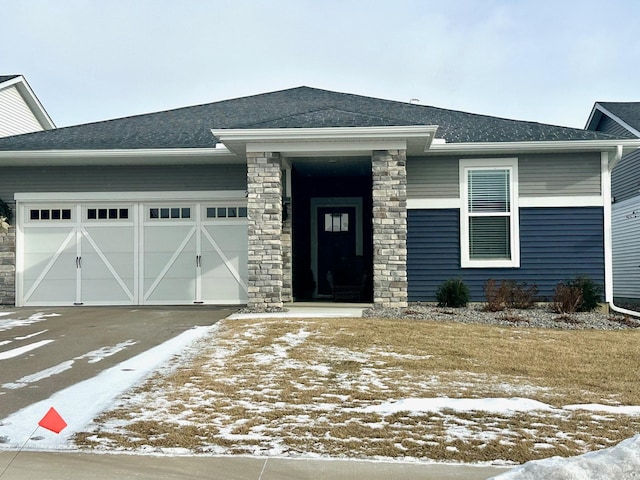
[310,197,364,299]
[317,207,357,296]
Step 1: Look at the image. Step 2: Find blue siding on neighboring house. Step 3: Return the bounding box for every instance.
[408,207,605,302]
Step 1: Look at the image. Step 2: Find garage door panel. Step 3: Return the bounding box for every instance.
[20,199,248,306]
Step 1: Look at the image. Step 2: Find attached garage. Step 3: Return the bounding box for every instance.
[16,193,248,307]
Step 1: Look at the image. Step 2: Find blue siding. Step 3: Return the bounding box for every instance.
[408,208,605,302]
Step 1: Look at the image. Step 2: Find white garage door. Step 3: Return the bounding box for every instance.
[17,198,248,307]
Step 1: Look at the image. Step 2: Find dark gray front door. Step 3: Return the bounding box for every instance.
[316,206,357,297]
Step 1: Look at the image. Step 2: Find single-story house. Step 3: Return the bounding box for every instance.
[0,86,638,309]
[586,102,640,307]
[0,75,55,138]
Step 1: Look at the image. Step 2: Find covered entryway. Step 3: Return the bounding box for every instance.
[16,194,248,307]
[290,157,373,302]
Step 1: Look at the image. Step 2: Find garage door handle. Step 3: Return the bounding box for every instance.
[76,256,82,268]
[196,255,202,267]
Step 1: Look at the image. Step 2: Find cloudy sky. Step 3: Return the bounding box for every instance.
[2,0,638,128]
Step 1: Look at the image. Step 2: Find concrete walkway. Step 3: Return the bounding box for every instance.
[0,451,511,479]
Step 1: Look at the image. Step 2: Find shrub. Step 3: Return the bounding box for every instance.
[0,198,11,223]
[435,279,470,308]
[483,279,539,312]
[553,283,583,314]
[483,279,509,312]
[568,275,603,312]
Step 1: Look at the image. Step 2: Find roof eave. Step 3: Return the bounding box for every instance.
[1,75,56,130]
[211,125,440,157]
[428,139,640,156]
[0,147,237,166]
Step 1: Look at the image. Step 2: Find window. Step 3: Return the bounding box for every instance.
[460,159,519,268]
[87,208,129,220]
[30,209,72,221]
[149,207,191,219]
[205,206,248,219]
[325,213,349,232]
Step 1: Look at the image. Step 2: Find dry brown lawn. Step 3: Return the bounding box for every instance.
[74,317,640,464]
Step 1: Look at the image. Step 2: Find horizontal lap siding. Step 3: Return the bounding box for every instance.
[0,86,43,137]
[408,207,604,302]
[612,150,640,203]
[0,164,247,202]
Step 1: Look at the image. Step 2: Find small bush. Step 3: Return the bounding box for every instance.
[553,283,583,314]
[0,198,11,223]
[483,279,539,312]
[483,279,509,312]
[553,276,603,313]
[568,275,603,312]
[435,279,470,308]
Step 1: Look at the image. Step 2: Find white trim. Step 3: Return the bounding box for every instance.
[212,125,439,141]
[15,191,247,202]
[602,151,614,303]
[429,139,640,155]
[460,158,520,269]
[212,125,439,156]
[0,75,55,130]
[407,195,605,210]
[587,104,640,138]
[519,196,604,208]
[407,198,459,209]
[246,139,408,155]
[0,147,236,166]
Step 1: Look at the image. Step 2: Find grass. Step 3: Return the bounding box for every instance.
[73,316,640,463]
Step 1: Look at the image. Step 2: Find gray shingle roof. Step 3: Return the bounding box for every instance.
[0,86,623,151]
[597,102,640,134]
[0,75,20,84]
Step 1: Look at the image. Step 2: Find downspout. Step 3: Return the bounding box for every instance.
[606,145,640,317]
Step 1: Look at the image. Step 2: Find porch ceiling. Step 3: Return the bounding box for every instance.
[290,156,371,177]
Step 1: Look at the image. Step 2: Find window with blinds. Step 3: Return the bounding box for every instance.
[468,169,511,259]
[460,159,519,268]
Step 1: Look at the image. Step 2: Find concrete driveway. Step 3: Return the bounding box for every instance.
[0,306,236,419]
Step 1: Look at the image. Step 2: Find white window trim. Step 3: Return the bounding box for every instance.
[460,158,520,268]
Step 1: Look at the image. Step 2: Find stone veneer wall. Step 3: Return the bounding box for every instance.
[0,226,15,305]
[246,152,284,309]
[372,149,408,308]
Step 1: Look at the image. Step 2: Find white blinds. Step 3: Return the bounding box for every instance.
[468,169,511,259]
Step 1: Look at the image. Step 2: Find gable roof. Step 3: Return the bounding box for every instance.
[0,86,626,152]
[0,75,56,134]
[586,102,640,138]
[0,75,21,84]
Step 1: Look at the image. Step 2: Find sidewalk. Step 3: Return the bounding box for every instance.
[0,451,511,479]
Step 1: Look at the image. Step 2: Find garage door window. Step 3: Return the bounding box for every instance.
[206,206,248,219]
[87,208,129,220]
[149,207,191,219]
[30,208,72,221]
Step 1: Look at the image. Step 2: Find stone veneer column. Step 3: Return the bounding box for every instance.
[281,199,293,303]
[372,149,408,308]
[0,226,15,305]
[246,152,284,310]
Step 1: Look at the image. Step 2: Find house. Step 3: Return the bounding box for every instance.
[0,86,638,309]
[0,75,55,137]
[586,102,640,308]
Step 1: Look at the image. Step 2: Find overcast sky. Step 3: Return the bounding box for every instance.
[2,0,639,129]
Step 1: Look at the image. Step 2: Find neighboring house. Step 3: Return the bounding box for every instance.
[0,75,55,137]
[586,102,640,307]
[0,86,638,309]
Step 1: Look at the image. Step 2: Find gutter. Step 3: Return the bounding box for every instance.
[607,145,640,318]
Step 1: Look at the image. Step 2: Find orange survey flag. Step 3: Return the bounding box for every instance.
[38,407,68,434]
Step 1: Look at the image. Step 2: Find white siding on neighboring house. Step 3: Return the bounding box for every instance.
[0,85,44,137]
[612,196,640,299]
